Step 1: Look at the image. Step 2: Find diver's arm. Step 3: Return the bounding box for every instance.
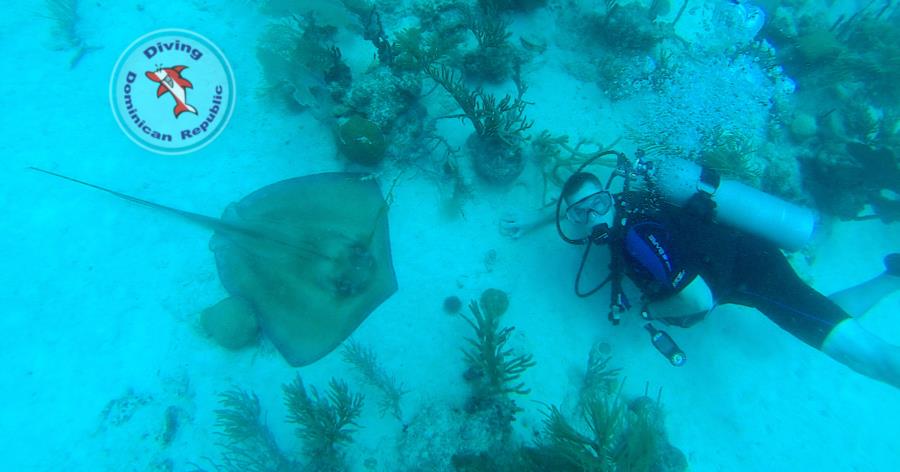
[499,208,556,239]
[644,276,715,320]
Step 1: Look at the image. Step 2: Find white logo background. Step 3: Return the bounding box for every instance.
[109,29,235,155]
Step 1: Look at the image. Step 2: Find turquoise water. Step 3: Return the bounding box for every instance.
[2,0,899,471]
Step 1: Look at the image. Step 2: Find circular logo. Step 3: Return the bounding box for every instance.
[110,29,235,155]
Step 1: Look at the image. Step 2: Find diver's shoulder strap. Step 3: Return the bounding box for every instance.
[606,197,631,325]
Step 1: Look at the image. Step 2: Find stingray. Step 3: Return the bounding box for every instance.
[31,167,398,367]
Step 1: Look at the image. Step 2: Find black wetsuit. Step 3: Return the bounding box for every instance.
[620,199,850,349]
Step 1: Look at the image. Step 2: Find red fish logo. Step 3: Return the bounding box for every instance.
[145,65,198,118]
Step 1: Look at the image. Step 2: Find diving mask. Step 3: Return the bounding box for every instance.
[565,190,613,226]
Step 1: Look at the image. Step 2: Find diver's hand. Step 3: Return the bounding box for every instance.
[499,215,526,239]
[500,210,555,239]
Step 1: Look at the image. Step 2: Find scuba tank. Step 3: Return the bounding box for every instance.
[650,157,816,252]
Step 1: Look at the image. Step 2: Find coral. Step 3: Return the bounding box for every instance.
[460,297,535,400]
[462,14,519,83]
[760,149,804,200]
[346,68,423,132]
[42,0,100,68]
[392,27,432,70]
[838,8,900,106]
[359,7,396,66]
[412,0,472,35]
[536,355,686,472]
[764,5,900,218]
[43,0,82,50]
[479,0,547,12]
[799,148,869,219]
[97,389,151,432]
[578,342,622,407]
[698,126,763,185]
[587,1,664,54]
[559,0,672,99]
[200,297,259,350]
[841,99,881,144]
[845,142,900,191]
[427,64,532,141]
[531,131,620,204]
[208,377,363,472]
[444,295,464,314]
[394,2,470,72]
[590,50,658,101]
[257,0,358,28]
[283,375,364,468]
[467,133,526,184]
[462,43,516,84]
[256,15,350,109]
[435,152,474,218]
[460,294,533,441]
[341,339,407,420]
[337,116,388,166]
[426,63,533,184]
[801,142,900,221]
[478,288,509,318]
[772,5,900,111]
[396,400,523,470]
[160,405,182,446]
[794,28,844,66]
[540,397,625,471]
[213,389,292,472]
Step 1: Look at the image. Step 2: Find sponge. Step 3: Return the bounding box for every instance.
[200,297,259,350]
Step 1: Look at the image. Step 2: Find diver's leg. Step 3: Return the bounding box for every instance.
[717,236,900,387]
[829,254,900,318]
[822,318,900,390]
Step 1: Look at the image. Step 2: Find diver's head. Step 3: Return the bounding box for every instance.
[562,172,613,228]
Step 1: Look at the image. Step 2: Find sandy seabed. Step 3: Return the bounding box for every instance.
[1,1,898,471]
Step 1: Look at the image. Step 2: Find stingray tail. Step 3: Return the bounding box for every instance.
[29,167,333,259]
[28,166,224,229]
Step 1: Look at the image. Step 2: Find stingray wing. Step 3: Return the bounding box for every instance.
[210,172,397,366]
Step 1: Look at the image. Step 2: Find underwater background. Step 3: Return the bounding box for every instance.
[2,0,899,470]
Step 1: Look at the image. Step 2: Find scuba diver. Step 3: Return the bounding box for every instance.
[501,150,900,389]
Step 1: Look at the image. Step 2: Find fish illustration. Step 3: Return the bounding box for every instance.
[145,65,198,118]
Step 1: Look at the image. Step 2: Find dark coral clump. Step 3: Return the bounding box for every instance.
[337,116,388,166]
[588,2,664,53]
[443,295,463,314]
[479,0,548,12]
[801,143,900,221]
[468,133,526,185]
[479,288,509,318]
